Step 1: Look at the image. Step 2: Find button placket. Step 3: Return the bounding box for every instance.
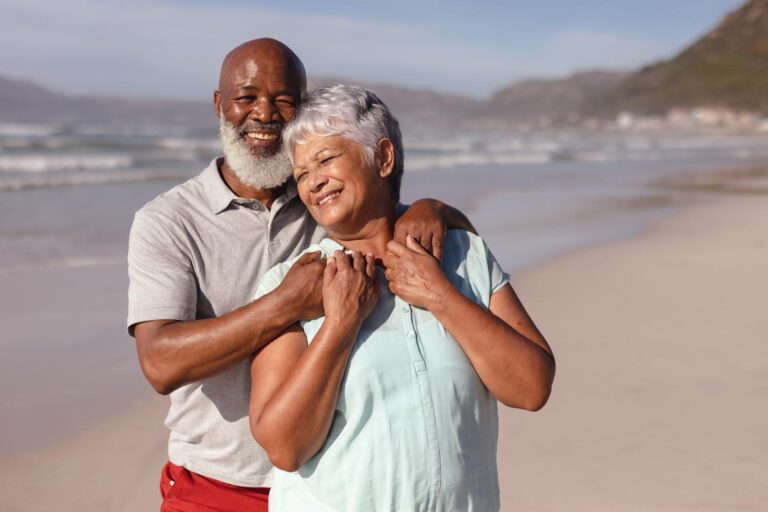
[397,297,442,508]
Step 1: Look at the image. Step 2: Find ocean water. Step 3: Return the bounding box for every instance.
[1,122,767,455]
[2,122,767,272]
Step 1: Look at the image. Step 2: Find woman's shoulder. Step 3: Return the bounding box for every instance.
[443,229,492,260]
[442,229,510,302]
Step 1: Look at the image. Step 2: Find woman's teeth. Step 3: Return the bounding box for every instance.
[317,191,341,205]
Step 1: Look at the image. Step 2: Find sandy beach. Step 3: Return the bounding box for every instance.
[1,185,766,511]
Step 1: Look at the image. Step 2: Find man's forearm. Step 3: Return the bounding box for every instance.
[135,288,301,395]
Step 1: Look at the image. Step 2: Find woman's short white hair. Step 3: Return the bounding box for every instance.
[282,84,404,202]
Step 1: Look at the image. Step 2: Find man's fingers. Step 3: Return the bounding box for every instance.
[392,224,408,246]
[297,250,323,265]
[431,233,444,261]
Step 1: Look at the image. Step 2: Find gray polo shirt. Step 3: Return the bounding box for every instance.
[127,158,325,487]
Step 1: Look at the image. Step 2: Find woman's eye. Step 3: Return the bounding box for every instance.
[320,156,335,165]
[295,172,306,182]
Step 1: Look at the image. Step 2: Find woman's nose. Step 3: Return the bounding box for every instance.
[307,170,329,193]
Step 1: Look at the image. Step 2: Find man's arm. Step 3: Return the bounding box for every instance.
[394,198,476,261]
[134,251,325,395]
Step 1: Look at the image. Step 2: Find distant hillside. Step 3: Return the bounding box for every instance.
[0,75,212,127]
[3,0,766,133]
[596,0,768,115]
[309,76,483,127]
[468,71,630,128]
[0,74,478,130]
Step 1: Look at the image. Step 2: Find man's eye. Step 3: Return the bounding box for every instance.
[236,96,255,102]
[276,98,296,107]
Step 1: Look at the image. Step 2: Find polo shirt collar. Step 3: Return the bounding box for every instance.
[201,157,300,215]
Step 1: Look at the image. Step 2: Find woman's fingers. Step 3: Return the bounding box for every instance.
[350,251,365,272]
[323,255,337,285]
[365,253,376,279]
[334,250,350,270]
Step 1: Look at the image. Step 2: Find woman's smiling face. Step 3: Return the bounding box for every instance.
[293,134,394,235]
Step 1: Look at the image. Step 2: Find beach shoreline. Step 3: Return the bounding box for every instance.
[1,174,766,511]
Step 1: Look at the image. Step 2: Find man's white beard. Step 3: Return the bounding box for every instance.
[219,118,293,190]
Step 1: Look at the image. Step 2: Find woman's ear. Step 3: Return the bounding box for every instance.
[376,138,395,178]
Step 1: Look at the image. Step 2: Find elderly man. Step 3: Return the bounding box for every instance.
[128,38,473,511]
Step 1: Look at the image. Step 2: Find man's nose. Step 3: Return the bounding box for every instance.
[249,98,278,123]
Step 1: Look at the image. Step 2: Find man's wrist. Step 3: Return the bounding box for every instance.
[266,286,303,325]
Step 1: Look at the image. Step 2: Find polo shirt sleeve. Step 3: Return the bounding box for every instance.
[127,210,197,336]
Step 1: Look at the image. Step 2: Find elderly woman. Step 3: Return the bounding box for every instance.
[249,84,555,511]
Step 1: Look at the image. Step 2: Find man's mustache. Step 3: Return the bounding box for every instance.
[238,121,284,135]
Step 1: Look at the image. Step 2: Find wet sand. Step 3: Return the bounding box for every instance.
[1,183,766,511]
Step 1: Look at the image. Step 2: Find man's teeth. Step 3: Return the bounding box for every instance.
[317,191,341,205]
[246,132,278,141]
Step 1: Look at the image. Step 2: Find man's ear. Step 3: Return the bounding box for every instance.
[213,90,222,118]
[376,138,395,178]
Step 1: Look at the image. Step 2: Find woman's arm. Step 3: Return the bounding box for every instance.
[249,251,378,471]
[385,236,555,411]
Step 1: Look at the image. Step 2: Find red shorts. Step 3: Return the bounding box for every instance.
[159,461,270,512]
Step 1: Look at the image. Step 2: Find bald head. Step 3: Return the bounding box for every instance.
[218,38,306,93]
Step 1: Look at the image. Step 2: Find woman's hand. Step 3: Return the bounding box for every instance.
[384,235,454,311]
[322,250,379,328]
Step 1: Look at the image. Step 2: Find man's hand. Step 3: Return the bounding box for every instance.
[279,251,326,321]
[384,235,453,311]
[393,199,449,261]
[394,199,476,261]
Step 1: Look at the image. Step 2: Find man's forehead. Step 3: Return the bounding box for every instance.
[223,56,301,91]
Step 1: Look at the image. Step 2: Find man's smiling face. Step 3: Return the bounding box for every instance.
[213,39,307,190]
[215,47,304,157]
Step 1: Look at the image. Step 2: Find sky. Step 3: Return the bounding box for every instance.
[0,0,746,100]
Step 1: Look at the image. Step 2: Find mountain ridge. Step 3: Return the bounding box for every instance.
[1,1,766,129]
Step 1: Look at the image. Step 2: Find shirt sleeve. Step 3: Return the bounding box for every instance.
[127,210,197,336]
[485,241,511,295]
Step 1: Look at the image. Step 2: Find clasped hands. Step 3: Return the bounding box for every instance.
[280,234,452,328]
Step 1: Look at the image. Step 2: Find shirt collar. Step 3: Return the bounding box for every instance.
[317,237,345,256]
[201,157,300,215]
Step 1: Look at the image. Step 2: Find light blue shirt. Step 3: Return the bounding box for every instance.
[255,230,510,511]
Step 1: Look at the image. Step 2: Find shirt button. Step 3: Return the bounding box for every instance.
[401,306,409,313]
[407,332,415,339]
